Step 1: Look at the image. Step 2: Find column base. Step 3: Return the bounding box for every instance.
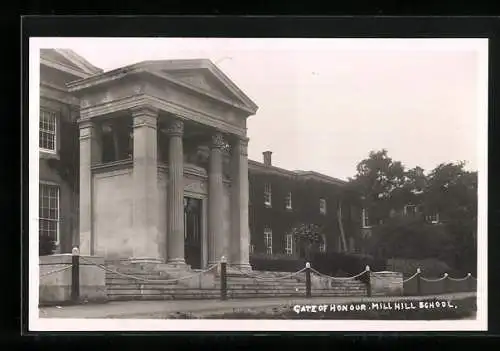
[230,263,253,272]
[165,259,190,270]
[127,257,163,264]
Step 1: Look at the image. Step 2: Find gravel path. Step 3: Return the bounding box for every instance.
[39,292,476,319]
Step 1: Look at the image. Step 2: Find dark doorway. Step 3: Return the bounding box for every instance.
[184,197,202,269]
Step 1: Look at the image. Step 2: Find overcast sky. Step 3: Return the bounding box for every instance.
[35,38,486,180]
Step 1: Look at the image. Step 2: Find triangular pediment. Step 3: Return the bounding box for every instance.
[140,60,258,114]
[41,49,82,71]
[40,49,103,77]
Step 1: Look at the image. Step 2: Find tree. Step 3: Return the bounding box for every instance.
[291,223,323,260]
[366,216,455,265]
[348,149,406,224]
[423,162,478,273]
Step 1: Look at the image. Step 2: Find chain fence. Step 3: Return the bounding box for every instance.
[40,256,477,301]
[39,264,72,278]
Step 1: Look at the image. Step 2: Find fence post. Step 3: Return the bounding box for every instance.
[443,273,449,294]
[467,273,473,292]
[305,262,311,298]
[220,256,227,301]
[416,268,422,296]
[365,265,371,297]
[71,246,80,303]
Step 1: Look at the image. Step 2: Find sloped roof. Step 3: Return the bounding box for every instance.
[67,59,258,115]
[40,49,103,78]
[248,159,347,186]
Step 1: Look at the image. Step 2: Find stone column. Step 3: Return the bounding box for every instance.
[207,132,226,265]
[131,106,161,263]
[78,119,101,255]
[166,118,185,266]
[230,137,251,270]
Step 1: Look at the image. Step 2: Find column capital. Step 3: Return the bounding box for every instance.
[77,119,96,139]
[132,110,158,128]
[164,118,184,137]
[233,136,249,156]
[211,131,226,150]
[130,105,159,118]
[77,118,94,129]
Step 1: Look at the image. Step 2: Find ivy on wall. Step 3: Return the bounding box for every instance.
[249,170,361,257]
[45,107,79,192]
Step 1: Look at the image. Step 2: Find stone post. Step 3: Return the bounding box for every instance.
[166,118,186,266]
[230,137,251,270]
[207,132,225,265]
[78,119,101,255]
[131,106,161,263]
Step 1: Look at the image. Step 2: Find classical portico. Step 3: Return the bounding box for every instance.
[68,59,258,270]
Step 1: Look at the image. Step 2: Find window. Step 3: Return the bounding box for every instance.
[319,198,327,215]
[264,183,272,207]
[426,213,440,224]
[250,243,255,254]
[404,205,417,217]
[285,192,292,210]
[39,109,57,153]
[362,208,371,228]
[285,233,293,255]
[264,226,272,254]
[39,183,60,245]
[319,240,326,253]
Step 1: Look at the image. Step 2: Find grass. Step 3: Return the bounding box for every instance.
[168,297,476,320]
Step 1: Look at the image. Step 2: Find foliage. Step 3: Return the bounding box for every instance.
[249,255,306,272]
[46,113,79,191]
[348,149,478,274]
[387,258,453,278]
[203,297,476,320]
[39,234,56,256]
[366,216,455,264]
[311,251,386,277]
[290,222,323,260]
[249,171,356,256]
[348,149,406,224]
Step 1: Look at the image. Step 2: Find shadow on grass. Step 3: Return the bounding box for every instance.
[168,297,476,320]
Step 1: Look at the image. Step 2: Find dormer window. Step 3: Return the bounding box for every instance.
[319,198,327,215]
[39,108,58,154]
[285,192,292,210]
[264,183,272,207]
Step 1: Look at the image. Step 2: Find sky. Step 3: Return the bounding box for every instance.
[35,38,486,180]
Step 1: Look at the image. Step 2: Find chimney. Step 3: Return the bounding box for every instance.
[263,151,272,166]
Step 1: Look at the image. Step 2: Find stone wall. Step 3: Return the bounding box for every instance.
[369,271,404,296]
[39,254,106,304]
[93,165,137,259]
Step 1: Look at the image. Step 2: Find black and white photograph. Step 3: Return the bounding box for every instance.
[29,37,487,331]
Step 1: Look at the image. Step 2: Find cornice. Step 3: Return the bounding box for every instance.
[40,58,90,79]
[67,63,256,116]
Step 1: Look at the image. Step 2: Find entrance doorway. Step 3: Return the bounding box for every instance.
[184,197,202,269]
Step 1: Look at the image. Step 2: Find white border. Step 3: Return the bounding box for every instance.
[29,38,488,332]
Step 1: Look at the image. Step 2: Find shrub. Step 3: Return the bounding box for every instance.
[387,258,452,278]
[311,252,386,277]
[250,253,306,272]
[39,234,56,256]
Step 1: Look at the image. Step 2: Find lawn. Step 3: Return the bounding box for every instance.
[168,297,476,320]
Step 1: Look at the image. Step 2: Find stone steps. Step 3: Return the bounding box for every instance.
[104,264,369,301]
[108,290,366,301]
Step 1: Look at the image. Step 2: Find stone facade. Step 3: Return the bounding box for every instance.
[38,49,361,275]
